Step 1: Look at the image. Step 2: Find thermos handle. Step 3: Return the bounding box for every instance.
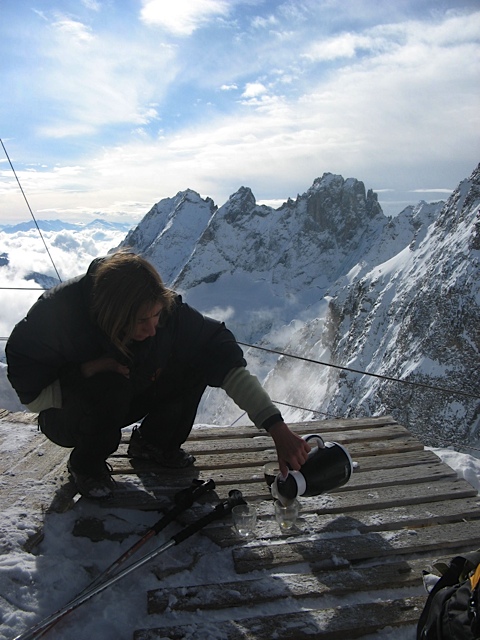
[303,434,325,451]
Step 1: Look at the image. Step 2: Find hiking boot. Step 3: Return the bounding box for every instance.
[67,460,116,500]
[127,427,196,469]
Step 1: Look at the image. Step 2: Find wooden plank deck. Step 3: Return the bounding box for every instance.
[117,417,480,638]
[1,413,479,639]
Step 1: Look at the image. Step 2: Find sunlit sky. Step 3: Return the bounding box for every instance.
[1,0,479,224]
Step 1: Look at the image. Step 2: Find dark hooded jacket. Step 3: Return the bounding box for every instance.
[6,258,246,406]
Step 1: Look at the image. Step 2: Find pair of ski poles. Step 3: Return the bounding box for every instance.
[14,478,246,640]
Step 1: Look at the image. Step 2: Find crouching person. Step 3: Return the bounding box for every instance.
[6,252,310,499]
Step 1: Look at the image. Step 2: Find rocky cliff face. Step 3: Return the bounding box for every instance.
[265,167,480,448]
[173,174,383,292]
[120,167,480,449]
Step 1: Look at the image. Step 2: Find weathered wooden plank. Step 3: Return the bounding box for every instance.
[114,449,441,493]
[111,449,441,497]
[345,436,424,456]
[330,461,456,491]
[101,473,478,512]
[189,424,413,453]
[157,461,459,502]
[232,519,480,574]
[346,448,440,472]
[112,434,425,477]
[147,558,426,613]
[0,410,37,425]
[134,595,426,640]
[123,416,398,443]
[113,449,278,471]
[211,449,442,479]
[118,424,411,458]
[0,432,72,511]
[201,495,480,547]
[287,494,480,526]
[110,452,453,498]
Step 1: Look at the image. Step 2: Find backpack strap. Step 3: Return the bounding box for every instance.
[455,550,480,581]
[433,551,480,582]
[470,564,480,591]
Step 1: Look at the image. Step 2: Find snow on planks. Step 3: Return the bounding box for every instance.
[130,416,480,640]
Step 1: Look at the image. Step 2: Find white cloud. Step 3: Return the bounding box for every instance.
[81,0,101,10]
[410,189,454,194]
[51,16,94,42]
[140,0,231,35]
[202,305,235,322]
[0,226,127,337]
[242,82,268,98]
[303,32,374,62]
[29,16,175,138]
[251,14,278,30]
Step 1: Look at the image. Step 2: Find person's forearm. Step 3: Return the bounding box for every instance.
[221,367,282,429]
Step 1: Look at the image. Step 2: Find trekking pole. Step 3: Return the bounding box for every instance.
[13,490,246,640]
[86,477,215,591]
[25,478,216,640]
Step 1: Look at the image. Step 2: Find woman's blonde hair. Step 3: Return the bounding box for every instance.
[91,252,176,357]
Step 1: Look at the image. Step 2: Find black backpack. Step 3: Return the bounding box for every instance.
[417,551,480,640]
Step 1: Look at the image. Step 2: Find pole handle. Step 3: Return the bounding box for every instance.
[152,478,215,534]
[174,478,216,507]
[172,490,246,544]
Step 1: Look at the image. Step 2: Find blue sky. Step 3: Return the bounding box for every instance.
[1,0,479,223]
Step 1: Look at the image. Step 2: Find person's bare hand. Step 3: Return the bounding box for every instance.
[80,357,130,379]
[268,422,311,477]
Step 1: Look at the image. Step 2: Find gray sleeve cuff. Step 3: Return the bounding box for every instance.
[25,380,62,412]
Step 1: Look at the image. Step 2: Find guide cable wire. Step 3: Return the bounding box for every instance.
[1,138,62,283]
[237,341,480,401]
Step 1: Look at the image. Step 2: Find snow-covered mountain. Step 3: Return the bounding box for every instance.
[120,175,384,342]
[117,190,216,285]
[119,167,479,449]
[320,173,480,447]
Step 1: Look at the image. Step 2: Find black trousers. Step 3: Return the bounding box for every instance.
[38,364,206,474]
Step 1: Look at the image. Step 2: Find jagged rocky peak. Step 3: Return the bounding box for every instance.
[121,189,216,254]
[25,272,59,290]
[227,186,256,208]
[222,186,270,223]
[175,188,217,211]
[436,162,480,233]
[304,173,383,233]
[117,188,217,285]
